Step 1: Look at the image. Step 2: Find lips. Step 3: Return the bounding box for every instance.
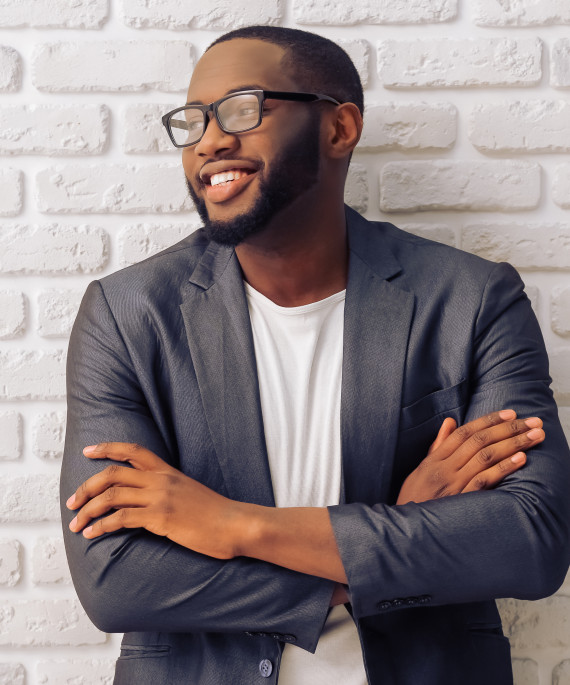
[198,160,260,204]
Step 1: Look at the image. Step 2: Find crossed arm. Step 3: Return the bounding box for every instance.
[66,411,544,585]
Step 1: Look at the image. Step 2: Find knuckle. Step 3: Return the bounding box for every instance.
[495,459,509,473]
[510,420,522,433]
[129,443,144,452]
[106,464,121,478]
[455,425,471,442]
[104,487,116,502]
[471,430,488,447]
[477,447,494,465]
[471,476,487,490]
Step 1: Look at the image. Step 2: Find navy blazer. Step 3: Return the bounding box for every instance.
[61,207,570,685]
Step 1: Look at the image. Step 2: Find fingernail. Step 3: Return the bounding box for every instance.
[69,516,77,531]
[499,409,516,419]
[66,494,76,508]
[83,445,98,455]
[524,417,541,428]
[511,452,526,464]
[527,428,542,440]
[83,526,93,537]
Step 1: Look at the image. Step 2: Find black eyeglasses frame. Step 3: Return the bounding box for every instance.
[161,89,342,148]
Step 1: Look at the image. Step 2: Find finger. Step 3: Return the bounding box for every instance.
[430,409,518,461]
[459,427,544,482]
[82,442,168,472]
[450,418,543,470]
[82,508,147,539]
[69,487,147,533]
[67,463,152,510]
[461,452,527,493]
[428,417,457,455]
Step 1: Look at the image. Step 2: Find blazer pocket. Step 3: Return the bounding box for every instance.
[118,644,171,661]
[400,379,469,433]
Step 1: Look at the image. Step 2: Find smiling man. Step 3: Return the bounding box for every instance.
[61,26,570,685]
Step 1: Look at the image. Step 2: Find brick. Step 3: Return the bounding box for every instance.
[121,0,281,29]
[0,475,60,522]
[0,225,108,275]
[0,412,22,460]
[37,659,115,685]
[551,38,570,88]
[337,40,370,89]
[358,103,456,151]
[474,0,570,26]
[0,291,25,339]
[118,222,200,267]
[0,105,109,156]
[511,659,539,685]
[552,287,570,336]
[551,348,570,404]
[38,290,83,338]
[294,0,456,25]
[0,46,21,92]
[0,0,107,28]
[0,168,22,216]
[0,600,104,646]
[554,164,570,208]
[498,596,570,649]
[462,223,570,270]
[378,38,542,88]
[554,660,570,685]
[33,41,193,93]
[345,163,367,214]
[36,164,193,214]
[0,664,24,685]
[0,351,66,401]
[469,100,570,153]
[380,161,540,212]
[32,537,72,585]
[32,412,66,460]
[0,540,21,587]
[122,103,178,153]
[398,223,456,247]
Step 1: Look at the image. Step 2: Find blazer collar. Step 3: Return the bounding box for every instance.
[181,207,413,506]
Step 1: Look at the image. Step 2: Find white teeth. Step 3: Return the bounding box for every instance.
[210,169,248,187]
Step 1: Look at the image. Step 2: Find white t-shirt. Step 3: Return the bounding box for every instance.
[245,282,367,685]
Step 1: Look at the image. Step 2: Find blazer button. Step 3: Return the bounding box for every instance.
[377,600,391,611]
[259,659,273,678]
[282,634,297,643]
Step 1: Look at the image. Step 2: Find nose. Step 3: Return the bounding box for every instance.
[194,112,239,157]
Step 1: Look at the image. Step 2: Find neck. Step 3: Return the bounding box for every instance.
[235,196,348,307]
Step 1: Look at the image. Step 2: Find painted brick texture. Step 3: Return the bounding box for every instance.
[1,0,569,681]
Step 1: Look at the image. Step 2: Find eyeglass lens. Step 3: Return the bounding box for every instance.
[168,93,261,146]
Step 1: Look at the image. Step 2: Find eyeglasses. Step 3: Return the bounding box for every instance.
[162,89,341,148]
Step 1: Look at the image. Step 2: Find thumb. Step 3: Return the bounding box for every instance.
[428,417,457,455]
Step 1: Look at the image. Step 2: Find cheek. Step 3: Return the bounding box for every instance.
[181,149,194,179]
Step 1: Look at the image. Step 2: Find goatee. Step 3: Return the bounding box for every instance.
[185,113,321,247]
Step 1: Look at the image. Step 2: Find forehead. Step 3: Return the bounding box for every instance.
[187,39,297,103]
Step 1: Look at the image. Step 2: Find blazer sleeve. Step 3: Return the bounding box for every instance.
[60,280,332,652]
[328,261,570,620]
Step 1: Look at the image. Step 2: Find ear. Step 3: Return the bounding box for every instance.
[325,103,363,160]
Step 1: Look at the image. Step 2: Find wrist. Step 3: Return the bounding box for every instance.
[226,501,267,558]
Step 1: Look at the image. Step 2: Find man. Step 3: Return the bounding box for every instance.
[60,26,570,685]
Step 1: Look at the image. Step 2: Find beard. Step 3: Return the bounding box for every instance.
[185,112,321,247]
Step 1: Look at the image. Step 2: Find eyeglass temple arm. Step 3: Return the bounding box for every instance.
[263,91,341,105]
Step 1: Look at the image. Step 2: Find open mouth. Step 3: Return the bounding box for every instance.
[200,166,258,204]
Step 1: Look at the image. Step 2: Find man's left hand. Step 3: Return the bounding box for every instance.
[66,442,247,559]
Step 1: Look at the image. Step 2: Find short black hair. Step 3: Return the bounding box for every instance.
[206,25,364,116]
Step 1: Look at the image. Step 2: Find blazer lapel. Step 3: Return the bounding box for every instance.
[342,209,415,506]
[179,242,275,506]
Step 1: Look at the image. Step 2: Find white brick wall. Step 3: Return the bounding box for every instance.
[0,1,569,682]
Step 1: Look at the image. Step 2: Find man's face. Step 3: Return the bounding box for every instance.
[182,39,322,246]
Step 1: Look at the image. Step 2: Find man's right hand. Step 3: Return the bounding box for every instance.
[396,409,544,505]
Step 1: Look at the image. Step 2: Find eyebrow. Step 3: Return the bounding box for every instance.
[186,84,267,106]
